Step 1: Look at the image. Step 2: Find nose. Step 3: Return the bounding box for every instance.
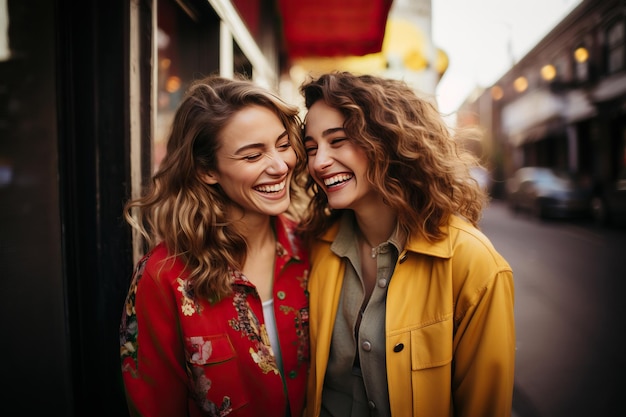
[311,143,332,173]
[265,149,290,176]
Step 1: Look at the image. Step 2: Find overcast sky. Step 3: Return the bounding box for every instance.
[431,0,582,117]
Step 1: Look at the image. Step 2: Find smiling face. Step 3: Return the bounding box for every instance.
[303,100,378,213]
[201,104,296,219]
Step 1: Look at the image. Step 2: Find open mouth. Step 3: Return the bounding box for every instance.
[324,173,353,188]
[254,179,287,194]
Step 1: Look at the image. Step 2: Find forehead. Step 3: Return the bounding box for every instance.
[218,105,285,150]
[304,101,345,137]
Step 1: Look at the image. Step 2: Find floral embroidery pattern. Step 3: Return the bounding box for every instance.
[187,336,213,364]
[189,364,232,416]
[177,277,202,316]
[184,337,233,416]
[276,241,288,259]
[120,256,149,376]
[228,280,279,375]
[279,304,310,364]
[298,268,309,291]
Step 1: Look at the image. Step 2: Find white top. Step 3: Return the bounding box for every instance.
[262,298,284,374]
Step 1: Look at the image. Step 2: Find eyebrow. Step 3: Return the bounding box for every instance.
[303,126,344,143]
[234,130,289,154]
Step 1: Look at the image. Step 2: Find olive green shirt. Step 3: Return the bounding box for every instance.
[320,212,405,417]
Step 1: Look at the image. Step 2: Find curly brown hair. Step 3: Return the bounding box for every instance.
[298,71,487,244]
[125,75,307,301]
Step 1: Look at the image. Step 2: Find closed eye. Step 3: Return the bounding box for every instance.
[330,137,347,146]
[305,145,317,156]
[277,139,292,151]
[303,137,317,156]
[242,153,262,162]
[304,137,345,156]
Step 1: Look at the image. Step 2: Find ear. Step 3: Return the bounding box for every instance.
[199,170,219,185]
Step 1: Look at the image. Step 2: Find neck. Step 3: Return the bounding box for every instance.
[231,212,274,252]
[353,205,397,251]
[358,229,383,258]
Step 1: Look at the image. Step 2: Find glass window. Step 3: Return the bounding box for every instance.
[154,0,256,172]
[154,0,222,172]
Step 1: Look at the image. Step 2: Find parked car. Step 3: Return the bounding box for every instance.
[506,167,592,219]
[591,168,626,226]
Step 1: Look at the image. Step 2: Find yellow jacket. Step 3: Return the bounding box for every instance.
[306,215,515,417]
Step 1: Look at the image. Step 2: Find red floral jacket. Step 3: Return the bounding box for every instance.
[120,215,310,417]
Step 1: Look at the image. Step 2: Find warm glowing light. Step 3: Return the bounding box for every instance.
[491,85,503,100]
[513,76,528,92]
[165,76,181,93]
[160,58,171,70]
[541,64,556,81]
[574,47,589,63]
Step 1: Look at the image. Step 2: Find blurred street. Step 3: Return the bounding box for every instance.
[480,200,626,417]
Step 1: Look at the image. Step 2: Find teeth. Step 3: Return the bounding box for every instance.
[324,174,353,187]
[255,180,286,193]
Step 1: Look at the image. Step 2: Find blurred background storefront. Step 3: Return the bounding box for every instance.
[456,0,625,216]
[0,0,623,415]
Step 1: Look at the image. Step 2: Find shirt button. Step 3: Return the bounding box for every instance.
[362,341,372,351]
[393,343,404,352]
[277,291,286,300]
[377,278,387,288]
[368,401,376,410]
[288,370,297,379]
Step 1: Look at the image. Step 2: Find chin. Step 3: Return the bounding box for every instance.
[266,201,291,216]
[326,197,352,210]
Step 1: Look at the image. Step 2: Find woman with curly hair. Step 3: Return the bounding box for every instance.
[119,75,310,417]
[299,72,515,417]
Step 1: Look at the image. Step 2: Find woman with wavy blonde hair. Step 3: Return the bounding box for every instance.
[300,71,515,417]
[120,75,310,417]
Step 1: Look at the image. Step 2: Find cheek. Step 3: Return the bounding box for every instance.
[307,157,323,182]
[307,159,325,187]
[284,148,298,169]
[351,148,370,174]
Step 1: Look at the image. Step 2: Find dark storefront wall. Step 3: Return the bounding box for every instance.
[0,0,72,413]
[1,0,136,415]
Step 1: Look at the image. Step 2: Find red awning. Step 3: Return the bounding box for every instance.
[277,0,393,59]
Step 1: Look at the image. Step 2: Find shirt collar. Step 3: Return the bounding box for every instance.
[231,214,305,287]
[320,211,458,259]
[328,211,405,258]
[273,214,304,262]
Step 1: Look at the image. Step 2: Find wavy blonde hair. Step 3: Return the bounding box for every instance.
[299,71,487,244]
[125,75,306,301]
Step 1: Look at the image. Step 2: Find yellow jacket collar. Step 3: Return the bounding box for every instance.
[318,213,469,260]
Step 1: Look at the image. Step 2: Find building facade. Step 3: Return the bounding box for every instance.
[458,0,625,201]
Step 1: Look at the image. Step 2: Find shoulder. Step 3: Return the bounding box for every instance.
[444,217,514,325]
[440,217,514,307]
[405,215,511,274]
[447,215,510,271]
[139,242,188,287]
